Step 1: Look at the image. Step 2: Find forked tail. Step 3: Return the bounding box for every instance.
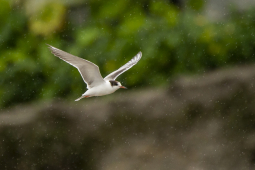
[75,95,90,101]
[75,96,84,101]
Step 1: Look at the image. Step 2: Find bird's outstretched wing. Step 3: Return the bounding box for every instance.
[104,52,142,81]
[47,44,105,89]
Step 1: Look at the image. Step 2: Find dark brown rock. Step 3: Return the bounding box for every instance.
[1,65,255,170]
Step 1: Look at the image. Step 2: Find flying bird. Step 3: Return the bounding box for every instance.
[47,45,142,101]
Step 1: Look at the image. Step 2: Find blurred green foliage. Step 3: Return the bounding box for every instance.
[0,0,255,107]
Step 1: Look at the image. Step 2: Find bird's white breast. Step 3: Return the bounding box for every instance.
[83,81,118,97]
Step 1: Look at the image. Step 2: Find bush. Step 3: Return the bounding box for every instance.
[0,0,255,107]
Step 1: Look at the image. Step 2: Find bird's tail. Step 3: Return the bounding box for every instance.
[75,96,84,101]
[75,95,91,101]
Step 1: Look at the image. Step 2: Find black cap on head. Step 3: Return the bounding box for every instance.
[109,80,119,87]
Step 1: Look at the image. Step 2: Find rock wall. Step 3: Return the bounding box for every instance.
[1,65,255,170]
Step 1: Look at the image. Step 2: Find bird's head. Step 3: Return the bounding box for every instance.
[109,80,127,89]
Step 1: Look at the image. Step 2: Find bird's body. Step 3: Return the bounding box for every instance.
[79,81,118,99]
[47,44,142,101]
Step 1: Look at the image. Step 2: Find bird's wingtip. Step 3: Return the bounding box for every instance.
[138,51,142,57]
[46,44,53,50]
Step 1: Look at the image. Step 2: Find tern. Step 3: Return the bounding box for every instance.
[47,45,142,101]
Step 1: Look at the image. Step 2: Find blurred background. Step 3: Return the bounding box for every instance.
[1,0,255,169]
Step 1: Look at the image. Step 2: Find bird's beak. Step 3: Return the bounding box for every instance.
[120,86,127,89]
